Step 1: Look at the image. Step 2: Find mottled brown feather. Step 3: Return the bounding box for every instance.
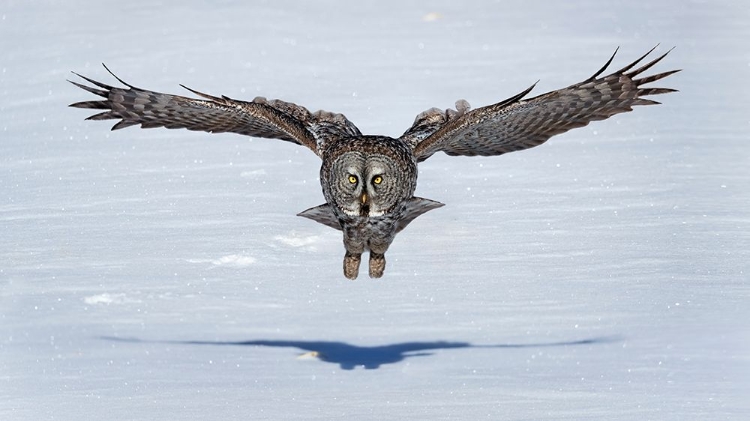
[69,66,362,157]
[409,47,680,161]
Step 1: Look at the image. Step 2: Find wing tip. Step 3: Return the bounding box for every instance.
[101,63,136,88]
[586,46,620,81]
[111,120,139,131]
[622,45,677,78]
[495,80,537,108]
[180,83,222,101]
[67,79,109,98]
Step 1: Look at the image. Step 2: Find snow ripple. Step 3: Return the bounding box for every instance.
[210,254,257,267]
[83,293,141,305]
[274,234,321,248]
[186,254,257,268]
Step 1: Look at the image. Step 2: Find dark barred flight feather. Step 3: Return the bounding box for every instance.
[69,65,360,156]
[409,45,679,160]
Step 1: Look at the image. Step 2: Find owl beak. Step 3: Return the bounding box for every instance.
[360,193,368,205]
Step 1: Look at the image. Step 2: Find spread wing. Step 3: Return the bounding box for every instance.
[407,46,680,162]
[69,65,362,157]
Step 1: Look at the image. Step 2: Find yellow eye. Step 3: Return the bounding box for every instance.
[348,175,358,184]
[373,176,383,185]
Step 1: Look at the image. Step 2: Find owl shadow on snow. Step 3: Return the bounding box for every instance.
[100,336,621,370]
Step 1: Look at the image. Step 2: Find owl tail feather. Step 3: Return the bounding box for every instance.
[395,197,444,233]
[297,204,342,231]
[297,197,444,233]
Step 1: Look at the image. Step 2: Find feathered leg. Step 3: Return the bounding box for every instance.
[343,252,361,280]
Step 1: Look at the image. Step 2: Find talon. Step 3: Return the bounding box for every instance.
[344,253,361,280]
[369,253,385,278]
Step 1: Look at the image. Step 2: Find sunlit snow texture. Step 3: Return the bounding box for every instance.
[1,1,748,420]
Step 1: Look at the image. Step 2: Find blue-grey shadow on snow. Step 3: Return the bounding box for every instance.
[101,336,620,370]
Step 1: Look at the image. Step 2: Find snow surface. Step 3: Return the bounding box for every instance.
[2,1,749,420]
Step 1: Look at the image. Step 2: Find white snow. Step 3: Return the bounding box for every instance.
[83,293,140,306]
[187,255,258,268]
[1,1,749,420]
[210,255,256,268]
[274,233,323,249]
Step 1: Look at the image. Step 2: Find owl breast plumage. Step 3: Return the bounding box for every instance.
[70,46,679,279]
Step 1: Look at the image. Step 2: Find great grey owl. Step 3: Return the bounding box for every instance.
[69,47,678,279]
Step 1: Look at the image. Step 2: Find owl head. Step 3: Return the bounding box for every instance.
[323,136,417,218]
